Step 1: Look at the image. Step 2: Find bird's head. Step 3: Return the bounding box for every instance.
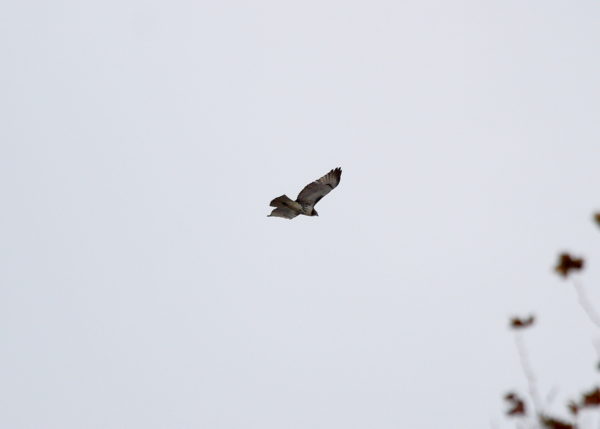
[311,209,319,217]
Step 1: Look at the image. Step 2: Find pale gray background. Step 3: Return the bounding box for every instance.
[1,1,600,428]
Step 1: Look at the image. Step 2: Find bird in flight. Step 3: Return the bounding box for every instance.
[268,167,342,219]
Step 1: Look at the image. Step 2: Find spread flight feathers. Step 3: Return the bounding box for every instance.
[268,167,342,219]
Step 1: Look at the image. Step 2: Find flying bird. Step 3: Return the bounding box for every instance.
[268,167,342,219]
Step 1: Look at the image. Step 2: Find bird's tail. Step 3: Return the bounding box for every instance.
[270,194,299,209]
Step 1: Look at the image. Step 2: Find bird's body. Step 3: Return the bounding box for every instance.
[268,167,342,219]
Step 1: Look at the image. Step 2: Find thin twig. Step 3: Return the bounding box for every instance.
[593,338,600,361]
[572,278,600,328]
[514,332,542,417]
[544,386,558,407]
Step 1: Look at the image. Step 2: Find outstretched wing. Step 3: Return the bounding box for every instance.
[268,206,300,219]
[296,167,342,208]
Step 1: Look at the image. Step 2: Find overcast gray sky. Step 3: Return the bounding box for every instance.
[2,1,600,428]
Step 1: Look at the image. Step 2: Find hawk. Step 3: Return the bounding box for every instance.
[268,167,342,219]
